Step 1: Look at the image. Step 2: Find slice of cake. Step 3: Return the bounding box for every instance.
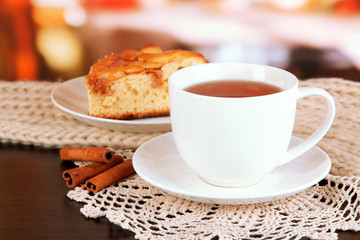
[85,45,207,120]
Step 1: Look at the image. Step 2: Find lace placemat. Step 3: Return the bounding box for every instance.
[0,78,359,239]
[0,80,163,149]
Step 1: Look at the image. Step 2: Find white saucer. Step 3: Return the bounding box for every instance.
[50,77,171,133]
[133,132,331,205]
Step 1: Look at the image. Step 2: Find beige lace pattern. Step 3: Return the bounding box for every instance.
[0,78,359,239]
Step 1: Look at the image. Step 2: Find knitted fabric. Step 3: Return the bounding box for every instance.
[0,78,359,239]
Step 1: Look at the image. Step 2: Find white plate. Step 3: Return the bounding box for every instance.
[50,77,171,132]
[133,132,331,205]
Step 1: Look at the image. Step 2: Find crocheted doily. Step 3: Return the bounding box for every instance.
[0,78,359,239]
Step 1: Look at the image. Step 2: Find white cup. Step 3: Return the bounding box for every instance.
[168,63,335,188]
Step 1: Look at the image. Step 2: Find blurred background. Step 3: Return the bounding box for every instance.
[0,0,359,82]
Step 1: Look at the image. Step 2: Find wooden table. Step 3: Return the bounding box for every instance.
[0,143,359,240]
[0,143,134,240]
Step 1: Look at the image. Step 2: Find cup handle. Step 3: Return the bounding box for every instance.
[278,87,336,166]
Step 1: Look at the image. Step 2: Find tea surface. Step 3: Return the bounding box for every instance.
[185,80,282,98]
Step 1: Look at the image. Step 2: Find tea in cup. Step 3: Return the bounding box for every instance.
[168,63,335,187]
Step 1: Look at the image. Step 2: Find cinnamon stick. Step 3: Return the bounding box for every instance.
[62,155,124,188]
[86,159,135,193]
[60,147,115,163]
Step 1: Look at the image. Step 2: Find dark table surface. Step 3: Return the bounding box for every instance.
[0,143,359,240]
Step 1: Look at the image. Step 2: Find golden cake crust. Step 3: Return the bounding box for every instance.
[85,45,207,120]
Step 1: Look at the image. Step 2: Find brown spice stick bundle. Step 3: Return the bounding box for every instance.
[86,159,135,193]
[60,146,115,163]
[62,155,124,188]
